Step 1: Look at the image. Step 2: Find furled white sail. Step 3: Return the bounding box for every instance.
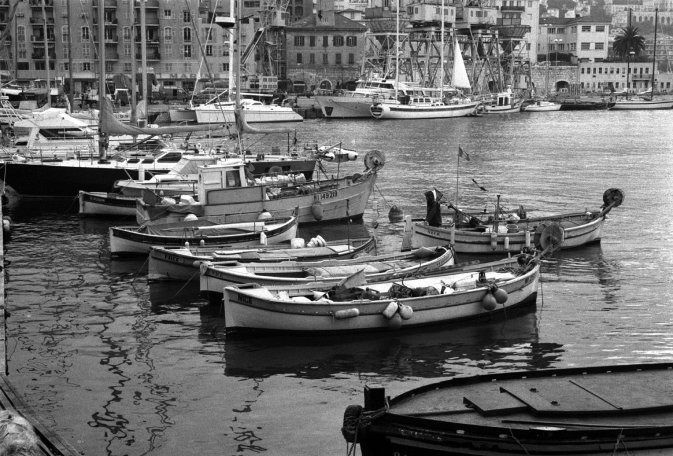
[452,37,471,91]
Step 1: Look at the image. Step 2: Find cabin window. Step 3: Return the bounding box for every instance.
[226,171,241,187]
[157,153,183,163]
[142,158,156,164]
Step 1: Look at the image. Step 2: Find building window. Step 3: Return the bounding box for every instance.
[206,44,213,57]
[595,42,604,50]
[582,25,591,32]
[17,26,25,42]
[348,53,355,64]
[164,9,172,18]
[124,43,131,57]
[596,25,605,32]
[346,36,357,46]
[183,63,191,72]
[164,27,173,42]
[323,36,328,47]
[106,62,114,73]
[333,36,344,46]
[81,26,90,41]
[222,62,229,72]
[124,63,132,72]
[165,62,173,72]
[61,26,68,43]
[581,42,590,50]
[323,53,328,64]
[63,46,69,59]
[83,43,90,58]
[297,53,303,63]
[82,62,91,71]
[294,36,305,46]
[183,10,191,22]
[335,53,342,64]
[165,44,173,58]
[309,36,316,47]
[184,45,192,57]
[183,28,191,42]
[309,53,315,64]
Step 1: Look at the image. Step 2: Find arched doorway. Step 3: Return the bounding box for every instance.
[318,79,332,91]
[555,80,570,94]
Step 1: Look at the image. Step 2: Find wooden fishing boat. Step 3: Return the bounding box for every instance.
[109,214,298,256]
[135,150,385,226]
[203,245,456,304]
[343,362,673,456]
[406,188,624,254]
[222,252,539,333]
[147,235,376,282]
[78,190,137,217]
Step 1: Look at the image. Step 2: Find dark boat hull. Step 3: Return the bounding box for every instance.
[348,363,673,456]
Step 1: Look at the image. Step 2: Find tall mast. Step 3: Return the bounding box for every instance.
[97,0,107,160]
[130,0,137,124]
[66,0,74,110]
[395,0,399,98]
[229,0,235,102]
[40,0,50,107]
[651,8,658,101]
[440,0,444,98]
[140,0,147,124]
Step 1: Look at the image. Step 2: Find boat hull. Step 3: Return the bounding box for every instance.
[202,246,455,303]
[409,212,605,253]
[194,106,303,123]
[522,102,562,112]
[352,363,673,456]
[109,217,298,256]
[0,160,172,197]
[370,101,479,119]
[135,172,378,225]
[314,95,384,118]
[611,99,673,110]
[78,191,136,216]
[147,237,376,282]
[222,261,539,333]
[483,103,522,114]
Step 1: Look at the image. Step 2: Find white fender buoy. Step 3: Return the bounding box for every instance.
[504,236,510,251]
[482,293,497,311]
[260,231,267,245]
[184,213,198,222]
[199,239,205,247]
[493,288,508,304]
[382,301,399,319]
[334,308,360,319]
[315,235,326,247]
[525,230,531,248]
[403,214,412,232]
[184,241,190,248]
[388,313,402,330]
[311,201,324,221]
[199,261,212,275]
[490,232,498,250]
[258,210,272,221]
[450,224,456,245]
[291,238,305,249]
[398,304,413,320]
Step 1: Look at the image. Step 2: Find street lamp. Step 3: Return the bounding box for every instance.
[554,38,563,66]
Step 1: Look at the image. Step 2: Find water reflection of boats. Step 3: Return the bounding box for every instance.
[216,308,563,379]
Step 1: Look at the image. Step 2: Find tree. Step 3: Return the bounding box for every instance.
[613,25,646,60]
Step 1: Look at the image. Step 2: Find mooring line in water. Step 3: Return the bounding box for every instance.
[173,269,200,299]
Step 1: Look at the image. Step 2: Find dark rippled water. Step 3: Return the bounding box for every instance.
[4,110,673,455]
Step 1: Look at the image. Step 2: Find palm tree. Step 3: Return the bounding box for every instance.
[613,25,646,60]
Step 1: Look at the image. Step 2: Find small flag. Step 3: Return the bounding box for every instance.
[458,146,470,161]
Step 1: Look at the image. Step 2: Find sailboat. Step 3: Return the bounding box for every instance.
[370,1,479,120]
[612,8,673,110]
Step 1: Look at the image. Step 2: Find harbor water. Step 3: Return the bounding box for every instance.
[4,109,673,455]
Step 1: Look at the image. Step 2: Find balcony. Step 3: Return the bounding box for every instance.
[495,22,531,38]
[499,5,525,11]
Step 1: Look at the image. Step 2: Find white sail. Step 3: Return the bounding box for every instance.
[452,37,471,91]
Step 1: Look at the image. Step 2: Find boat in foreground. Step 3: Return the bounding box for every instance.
[611,97,673,110]
[222,252,539,333]
[147,235,376,282]
[343,362,673,455]
[204,245,455,304]
[109,215,298,256]
[407,188,624,254]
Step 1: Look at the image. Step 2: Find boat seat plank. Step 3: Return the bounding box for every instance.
[572,377,673,411]
[500,381,625,415]
[463,388,529,416]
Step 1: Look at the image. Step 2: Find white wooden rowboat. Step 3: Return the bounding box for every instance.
[222,253,539,333]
